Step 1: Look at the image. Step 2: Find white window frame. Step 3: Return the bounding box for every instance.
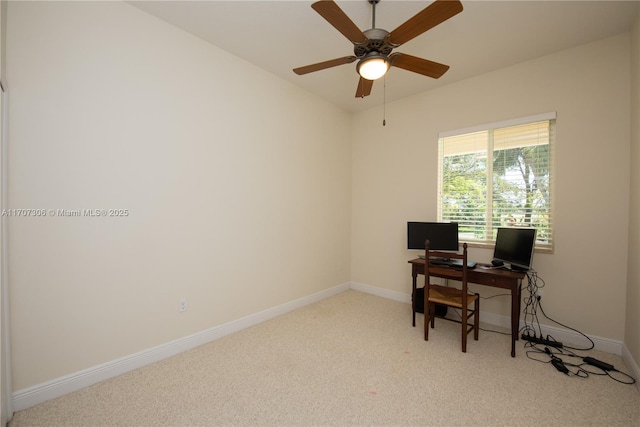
[437,112,556,253]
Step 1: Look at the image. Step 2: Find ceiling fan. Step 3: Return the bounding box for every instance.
[293,0,463,98]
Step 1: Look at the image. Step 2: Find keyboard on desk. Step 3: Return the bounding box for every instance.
[430,257,477,269]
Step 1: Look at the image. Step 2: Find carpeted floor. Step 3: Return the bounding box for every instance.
[9,290,640,426]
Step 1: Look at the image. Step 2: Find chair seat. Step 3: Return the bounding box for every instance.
[428,284,478,309]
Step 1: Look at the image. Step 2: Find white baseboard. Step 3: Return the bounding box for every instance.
[12,282,350,412]
[350,281,410,304]
[622,344,640,393]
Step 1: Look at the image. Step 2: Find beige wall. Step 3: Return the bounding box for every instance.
[352,34,631,342]
[627,13,640,369]
[6,1,352,391]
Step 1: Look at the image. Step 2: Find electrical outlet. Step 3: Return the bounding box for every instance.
[179,298,187,313]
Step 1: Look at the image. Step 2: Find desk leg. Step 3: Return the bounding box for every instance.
[411,274,417,327]
[510,281,522,357]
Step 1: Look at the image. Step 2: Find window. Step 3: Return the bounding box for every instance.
[437,113,555,252]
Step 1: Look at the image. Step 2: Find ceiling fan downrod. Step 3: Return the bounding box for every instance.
[369,0,380,29]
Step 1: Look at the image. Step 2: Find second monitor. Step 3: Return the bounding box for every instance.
[407,222,459,251]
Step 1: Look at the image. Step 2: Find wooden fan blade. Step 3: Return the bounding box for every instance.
[390,53,450,79]
[312,0,367,45]
[293,56,357,75]
[388,0,463,46]
[355,77,374,98]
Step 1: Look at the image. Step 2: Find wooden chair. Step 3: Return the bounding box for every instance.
[424,241,480,352]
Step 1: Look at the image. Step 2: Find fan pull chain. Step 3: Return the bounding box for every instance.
[383,75,386,126]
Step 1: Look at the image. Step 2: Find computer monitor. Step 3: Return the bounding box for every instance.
[492,227,537,271]
[407,222,459,251]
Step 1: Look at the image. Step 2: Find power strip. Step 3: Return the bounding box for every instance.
[521,333,563,348]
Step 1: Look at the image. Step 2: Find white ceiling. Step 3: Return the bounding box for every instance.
[129,0,639,113]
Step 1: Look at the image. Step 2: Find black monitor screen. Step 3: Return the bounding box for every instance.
[493,227,537,271]
[407,222,459,251]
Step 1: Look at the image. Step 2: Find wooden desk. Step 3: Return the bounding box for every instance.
[408,258,525,357]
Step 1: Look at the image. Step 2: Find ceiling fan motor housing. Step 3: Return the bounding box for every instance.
[354,28,394,58]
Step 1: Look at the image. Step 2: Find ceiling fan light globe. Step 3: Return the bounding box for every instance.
[357,57,389,80]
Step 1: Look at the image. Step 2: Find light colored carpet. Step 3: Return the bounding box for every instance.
[9,290,640,426]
